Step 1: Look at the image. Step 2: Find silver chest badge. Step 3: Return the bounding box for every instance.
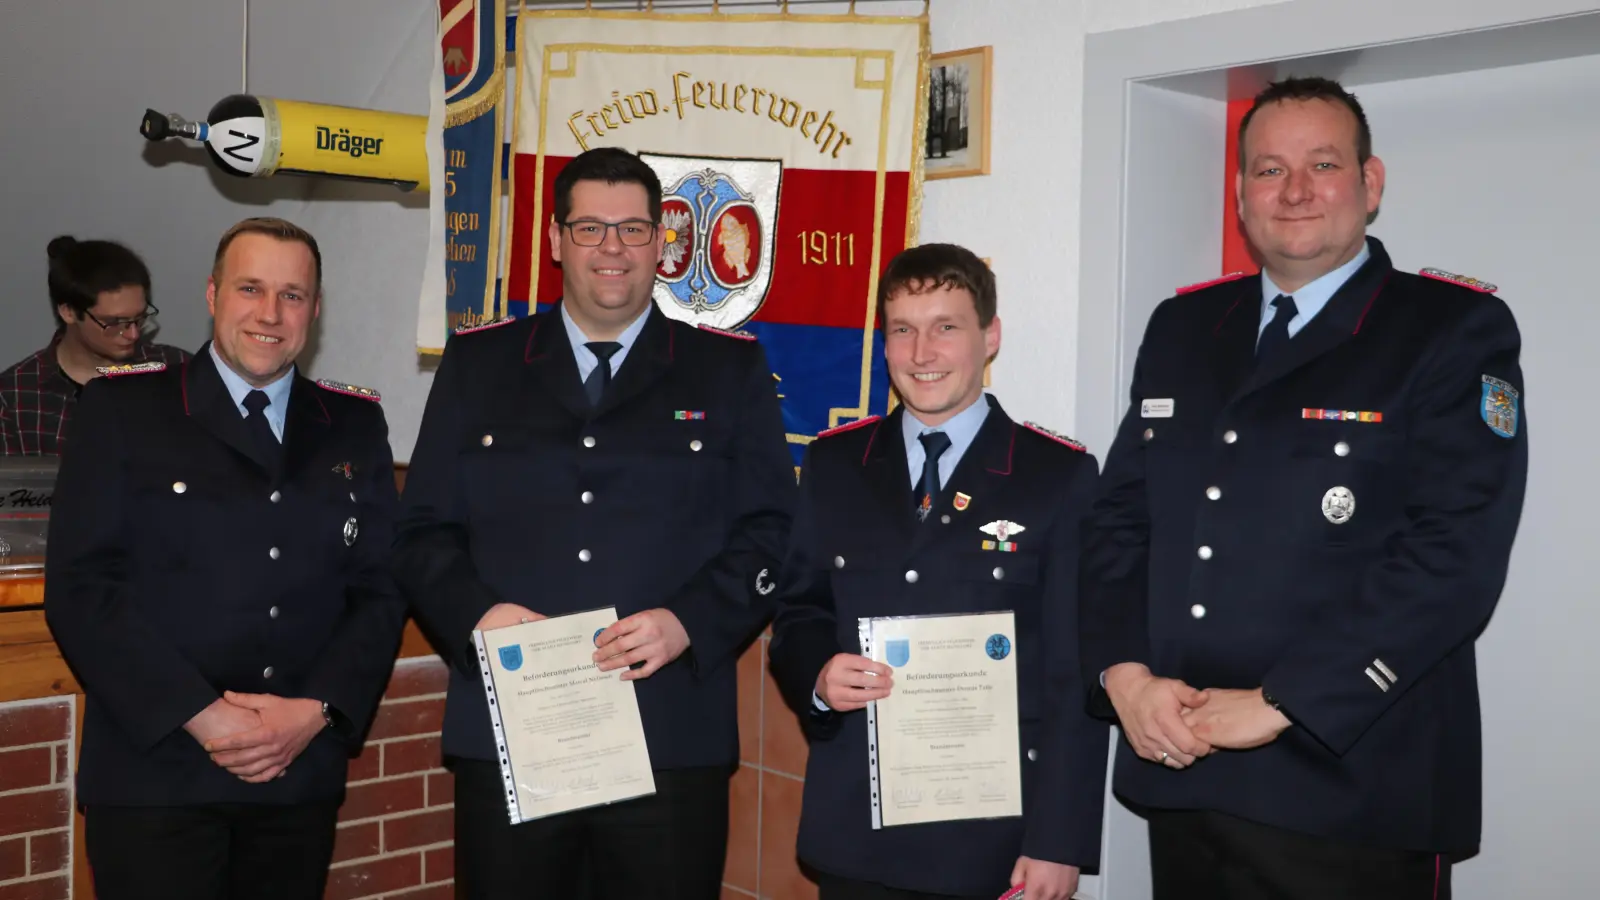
[343,517,359,546]
[1321,487,1355,524]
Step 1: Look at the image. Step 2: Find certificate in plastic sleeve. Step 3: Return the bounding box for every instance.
[473,607,656,824]
[859,611,1022,829]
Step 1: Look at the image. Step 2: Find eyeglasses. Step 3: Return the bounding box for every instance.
[83,305,159,337]
[561,219,658,247]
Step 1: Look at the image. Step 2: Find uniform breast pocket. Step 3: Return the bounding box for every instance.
[458,423,565,516]
[133,468,235,569]
[1283,427,1405,547]
[636,423,736,512]
[949,550,1042,595]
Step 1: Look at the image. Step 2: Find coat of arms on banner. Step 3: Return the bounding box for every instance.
[644,153,781,330]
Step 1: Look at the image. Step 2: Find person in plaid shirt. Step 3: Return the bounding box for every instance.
[0,236,190,456]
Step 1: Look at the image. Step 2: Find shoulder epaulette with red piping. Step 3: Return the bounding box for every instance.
[1176,271,1248,295]
[96,361,166,377]
[1419,267,1497,294]
[316,379,381,402]
[1022,420,1086,452]
[816,416,881,439]
[453,315,516,335]
[697,323,757,341]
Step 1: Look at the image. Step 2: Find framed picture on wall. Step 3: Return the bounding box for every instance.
[925,45,992,180]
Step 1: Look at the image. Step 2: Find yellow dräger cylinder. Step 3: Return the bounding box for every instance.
[141,94,430,192]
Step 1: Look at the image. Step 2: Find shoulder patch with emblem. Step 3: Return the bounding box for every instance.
[1420,268,1497,294]
[1022,421,1086,452]
[1481,375,1519,438]
[816,416,881,439]
[453,316,516,335]
[1176,271,1248,295]
[96,361,167,377]
[317,379,382,402]
[696,323,757,341]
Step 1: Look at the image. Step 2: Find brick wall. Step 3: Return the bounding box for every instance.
[330,657,454,900]
[0,698,74,900]
[724,632,818,900]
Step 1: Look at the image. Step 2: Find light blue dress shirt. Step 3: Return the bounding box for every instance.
[1258,241,1371,345]
[208,342,292,441]
[561,301,652,382]
[901,394,991,490]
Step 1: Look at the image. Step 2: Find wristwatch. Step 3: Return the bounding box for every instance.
[1262,688,1288,718]
[320,701,336,730]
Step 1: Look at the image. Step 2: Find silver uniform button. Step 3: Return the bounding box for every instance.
[481,434,494,447]
[1027,748,1038,762]
[905,570,919,584]
[269,490,280,503]
[262,666,274,679]
[834,556,845,569]
[581,491,594,504]
[173,482,187,494]
[1335,441,1350,457]
[269,547,281,560]
[690,440,703,452]
[578,549,592,562]
[1223,430,1238,444]
[992,567,1004,580]
[1143,428,1154,441]
[269,606,280,619]
[1197,545,1212,560]
[349,492,356,502]
[1191,604,1206,619]
[583,436,596,448]
[940,515,950,524]
[1205,486,1221,501]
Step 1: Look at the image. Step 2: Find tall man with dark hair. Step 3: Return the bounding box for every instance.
[1080,76,1528,899]
[45,217,405,899]
[0,235,189,456]
[768,242,1107,900]
[395,146,795,898]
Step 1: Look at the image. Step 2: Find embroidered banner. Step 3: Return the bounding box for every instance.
[503,9,927,463]
[418,0,508,353]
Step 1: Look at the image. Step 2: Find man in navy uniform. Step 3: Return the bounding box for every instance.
[768,243,1107,900]
[393,147,794,899]
[45,217,406,900]
[1080,76,1528,899]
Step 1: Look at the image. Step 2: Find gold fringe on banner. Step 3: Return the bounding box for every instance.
[444,68,506,127]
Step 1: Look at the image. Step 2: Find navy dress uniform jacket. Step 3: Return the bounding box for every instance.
[393,304,795,769]
[1080,237,1528,857]
[769,397,1109,897]
[44,345,406,807]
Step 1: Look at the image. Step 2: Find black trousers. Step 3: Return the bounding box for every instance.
[453,758,730,900]
[1148,808,1451,900]
[814,870,992,900]
[84,801,339,900]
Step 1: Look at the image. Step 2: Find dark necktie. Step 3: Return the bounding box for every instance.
[916,431,952,522]
[584,341,622,407]
[1255,294,1299,368]
[242,389,281,469]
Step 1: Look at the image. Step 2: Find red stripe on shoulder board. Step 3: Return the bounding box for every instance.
[1022,421,1086,451]
[1177,271,1248,295]
[697,324,757,341]
[1419,267,1498,294]
[817,415,880,439]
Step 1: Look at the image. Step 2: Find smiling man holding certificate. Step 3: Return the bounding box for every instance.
[768,244,1109,900]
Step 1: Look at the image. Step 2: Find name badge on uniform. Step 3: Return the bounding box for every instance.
[1141,399,1174,418]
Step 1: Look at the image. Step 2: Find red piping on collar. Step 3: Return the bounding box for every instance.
[310,390,332,424]
[1352,273,1390,334]
[524,318,543,362]
[860,419,882,466]
[985,425,1016,476]
[181,359,191,415]
[1213,295,1246,336]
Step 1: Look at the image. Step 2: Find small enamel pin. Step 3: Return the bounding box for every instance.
[332,462,355,480]
[980,520,1025,551]
[953,492,972,511]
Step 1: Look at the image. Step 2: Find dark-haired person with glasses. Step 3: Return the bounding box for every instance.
[396,146,795,899]
[0,236,189,456]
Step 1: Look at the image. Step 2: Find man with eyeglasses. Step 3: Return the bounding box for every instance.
[0,235,189,456]
[396,146,795,898]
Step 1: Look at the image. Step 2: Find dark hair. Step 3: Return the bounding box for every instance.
[552,147,663,225]
[1237,76,1372,172]
[211,217,323,292]
[877,243,996,330]
[46,236,152,328]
